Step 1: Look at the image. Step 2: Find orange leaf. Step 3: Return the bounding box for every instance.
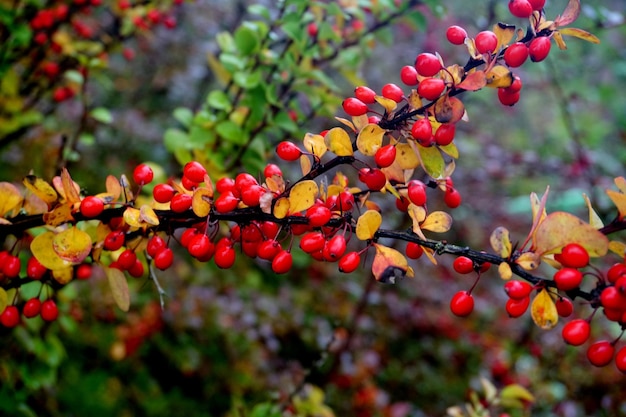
[105,175,122,201]
[434,95,465,124]
[533,211,609,257]
[60,168,81,204]
[456,70,487,91]
[607,178,626,220]
[356,210,382,240]
[52,226,92,264]
[43,203,74,227]
[372,243,414,283]
[104,266,130,312]
[555,0,581,27]
[531,289,558,330]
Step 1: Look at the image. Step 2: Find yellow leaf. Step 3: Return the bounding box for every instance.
[288,180,319,214]
[490,226,512,258]
[533,211,609,256]
[303,132,327,159]
[23,176,58,206]
[553,31,568,50]
[325,127,354,156]
[498,262,513,280]
[60,168,81,204]
[372,243,413,283]
[105,175,122,201]
[52,267,74,285]
[273,197,290,219]
[493,22,516,51]
[407,90,423,110]
[515,251,540,270]
[123,207,143,228]
[0,182,23,217]
[334,117,356,132]
[421,211,452,233]
[356,210,382,240]
[500,383,535,408]
[52,226,92,264]
[352,114,370,132]
[140,205,160,226]
[609,241,626,257]
[614,176,626,193]
[395,143,420,169]
[43,203,74,227]
[582,193,604,229]
[485,65,513,89]
[300,153,312,176]
[356,123,386,156]
[531,289,558,330]
[0,288,8,315]
[421,246,438,265]
[607,188,626,220]
[407,204,427,238]
[374,95,397,113]
[31,232,72,270]
[104,266,130,312]
[192,188,212,218]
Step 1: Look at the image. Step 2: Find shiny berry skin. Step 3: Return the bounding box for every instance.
[306,205,332,228]
[215,177,236,194]
[276,141,302,161]
[444,187,462,208]
[405,242,424,260]
[415,53,442,77]
[323,235,347,261]
[188,233,214,259]
[80,196,104,218]
[2,255,21,278]
[257,239,281,261]
[354,86,376,104]
[615,346,626,373]
[183,161,207,183]
[339,251,361,273]
[417,78,446,101]
[104,230,125,251]
[241,184,266,207]
[271,250,293,274]
[411,118,433,143]
[76,263,92,280]
[504,42,529,67]
[600,286,626,310]
[450,291,474,317]
[504,280,532,299]
[395,196,410,212]
[446,25,468,45]
[505,76,523,94]
[497,88,520,106]
[555,297,574,317]
[342,97,369,116]
[27,256,47,280]
[147,235,167,258]
[214,191,239,213]
[153,183,176,203]
[1,305,20,327]
[562,319,590,346]
[374,144,397,168]
[475,30,498,54]
[133,163,154,185]
[358,168,387,191]
[400,65,418,86]
[381,83,404,103]
[170,193,192,213]
[556,243,589,268]
[434,123,456,146]
[586,340,615,367]
[264,163,282,178]
[407,180,427,206]
[300,232,326,254]
[505,296,530,318]
[23,298,42,318]
[529,36,551,62]
[214,245,236,269]
[553,267,583,291]
[153,248,174,270]
[528,0,546,10]
[607,263,626,284]
[508,0,533,18]
[453,256,474,274]
[128,259,145,277]
[40,299,59,322]
[117,249,137,270]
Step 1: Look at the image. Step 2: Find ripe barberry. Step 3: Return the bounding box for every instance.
[264,163,282,178]
[446,25,467,45]
[117,249,137,270]
[400,65,419,86]
[339,251,361,273]
[41,299,58,322]
[508,0,533,18]
[607,263,626,284]
[586,340,615,367]
[475,31,498,54]
[417,78,446,101]
[434,123,456,146]
[183,161,207,183]
[153,247,174,270]
[358,168,387,191]
[504,280,532,299]
[556,243,589,268]
[342,97,369,116]
[411,118,433,143]
[453,256,474,274]
[276,141,302,161]
[444,187,462,208]
[27,256,47,280]
[80,196,104,218]
[104,230,125,251]
[271,250,293,274]
[528,0,546,10]
[1,305,20,327]
[306,205,332,228]
[407,180,427,206]
[562,319,590,346]
[170,193,192,213]
[300,232,326,254]
[214,191,240,213]
[405,242,424,260]
[133,163,154,185]
[415,53,442,77]
[555,297,574,317]
[497,88,521,106]
[153,183,176,203]
[381,83,404,103]
[374,144,397,168]
[553,267,583,291]
[615,346,626,373]
[214,245,236,269]
[2,255,21,278]
[504,42,529,67]
[354,86,377,104]
[257,239,281,261]
[76,263,92,280]
[505,296,530,318]
[529,36,551,62]
[23,298,42,318]
[323,235,347,261]
[147,235,167,258]
[450,291,474,317]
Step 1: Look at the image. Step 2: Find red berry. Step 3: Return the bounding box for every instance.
[450,291,474,317]
[556,243,589,268]
[444,187,462,208]
[339,251,361,273]
[183,161,206,183]
[338,191,355,212]
[27,257,47,280]
[415,53,442,77]
[508,0,533,18]
[257,239,282,261]
[40,299,58,322]
[153,183,176,203]
[434,123,456,146]
[342,97,369,117]
[214,191,240,213]
[600,286,626,310]
[358,168,387,191]
[264,163,282,178]
[586,340,615,367]
[133,163,154,185]
[616,346,626,373]
[411,118,433,143]
[405,242,424,260]
[529,36,551,62]
[446,25,468,45]
[528,0,546,11]
[453,256,474,274]
[104,230,125,251]
[553,267,583,291]
[381,83,404,103]
[147,235,167,258]
[417,78,446,101]
[276,141,302,161]
[395,196,410,212]
[2,255,20,278]
[299,232,326,254]
[117,249,137,270]
[216,177,236,194]
[400,65,418,86]
[128,260,145,277]
[504,280,532,299]
[354,86,377,104]
[80,196,104,218]
[170,193,193,213]
[1,305,20,327]
[555,297,574,317]
[497,88,521,106]
[505,296,530,318]
[241,184,266,207]
[407,180,427,206]
[23,298,42,318]
[374,144,397,168]
[271,250,293,274]
[181,176,199,191]
[153,248,174,270]
[504,42,529,67]
[214,245,236,269]
[475,31,498,54]
[562,319,590,346]
[323,234,347,262]
[76,263,92,280]
[607,263,626,284]
[505,76,523,93]
[306,205,332,228]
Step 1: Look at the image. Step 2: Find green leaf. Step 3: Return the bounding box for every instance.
[234,25,259,56]
[219,53,246,72]
[164,128,189,153]
[216,120,246,145]
[206,90,232,111]
[247,4,270,19]
[233,70,262,89]
[173,107,194,128]
[274,110,298,133]
[90,107,113,124]
[216,31,235,53]
[64,70,84,85]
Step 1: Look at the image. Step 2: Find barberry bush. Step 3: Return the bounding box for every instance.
[1,0,626,415]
